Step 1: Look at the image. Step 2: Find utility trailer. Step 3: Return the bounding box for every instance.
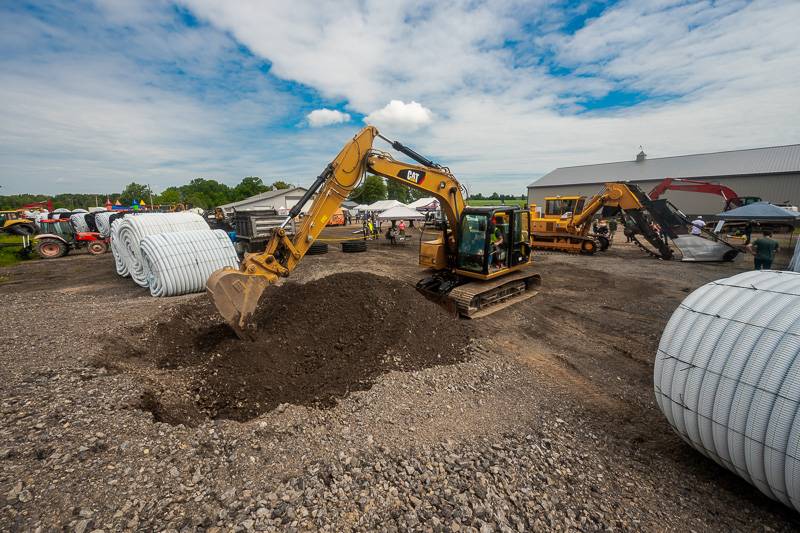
[232,209,296,253]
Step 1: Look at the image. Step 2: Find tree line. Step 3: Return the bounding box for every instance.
[347,175,525,205]
[2,174,524,211]
[0,177,293,211]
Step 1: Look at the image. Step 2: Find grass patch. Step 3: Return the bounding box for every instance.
[0,234,34,267]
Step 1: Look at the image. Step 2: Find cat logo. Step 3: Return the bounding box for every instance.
[398,169,426,185]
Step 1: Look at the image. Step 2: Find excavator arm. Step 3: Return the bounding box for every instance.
[566,182,673,259]
[648,177,739,202]
[207,125,468,339]
[569,182,644,229]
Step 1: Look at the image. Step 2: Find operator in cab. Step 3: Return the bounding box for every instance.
[489,220,506,270]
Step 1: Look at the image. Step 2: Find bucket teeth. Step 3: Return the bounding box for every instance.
[206,268,269,340]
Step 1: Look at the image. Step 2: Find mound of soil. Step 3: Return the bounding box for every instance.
[108,272,473,424]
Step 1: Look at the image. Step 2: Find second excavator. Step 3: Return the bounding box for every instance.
[207,126,541,339]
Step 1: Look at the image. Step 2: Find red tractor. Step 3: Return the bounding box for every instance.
[34,219,108,259]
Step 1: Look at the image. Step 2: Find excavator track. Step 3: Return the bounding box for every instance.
[625,209,673,260]
[448,269,541,318]
[630,234,667,259]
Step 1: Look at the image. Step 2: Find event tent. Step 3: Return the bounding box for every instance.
[716,202,800,221]
[407,197,439,211]
[366,199,405,212]
[377,205,427,221]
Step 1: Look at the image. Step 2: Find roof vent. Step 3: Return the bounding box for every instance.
[636,146,646,162]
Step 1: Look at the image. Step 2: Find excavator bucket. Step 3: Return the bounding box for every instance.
[206,268,269,340]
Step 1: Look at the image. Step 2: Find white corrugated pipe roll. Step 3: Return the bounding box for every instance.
[95,212,116,237]
[112,213,208,286]
[109,218,129,277]
[70,213,90,232]
[140,229,239,297]
[654,270,800,512]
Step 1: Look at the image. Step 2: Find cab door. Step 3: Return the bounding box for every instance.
[509,209,531,267]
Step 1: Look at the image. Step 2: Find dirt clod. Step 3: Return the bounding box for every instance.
[113,272,473,423]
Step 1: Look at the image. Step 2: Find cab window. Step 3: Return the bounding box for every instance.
[545,199,577,217]
[457,214,488,272]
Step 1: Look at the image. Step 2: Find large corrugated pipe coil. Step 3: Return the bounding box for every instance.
[111,212,208,287]
[95,212,116,238]
[69,213,90,232]
[655,270,800,511]
[140,229,239,297]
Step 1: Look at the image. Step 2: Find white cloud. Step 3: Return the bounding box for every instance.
[2,1,799,195]
[306,108,351,127]
[364,100,433,130]
[180,0,800,193]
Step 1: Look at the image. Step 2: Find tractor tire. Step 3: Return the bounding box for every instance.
[579,239,597,255]
[597,235,610,251]
[306,242,329,255]
[342,240,368,253]
[37,239,67,259]
[9,223,36,236]
[87,241,108,255]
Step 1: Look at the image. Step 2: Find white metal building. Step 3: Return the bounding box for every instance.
[219,187,309,215]
[527,144,800,217]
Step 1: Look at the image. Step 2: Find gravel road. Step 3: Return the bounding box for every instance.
[1,234,797,531]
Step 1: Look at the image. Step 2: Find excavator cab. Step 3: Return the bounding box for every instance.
[455,207,531,278]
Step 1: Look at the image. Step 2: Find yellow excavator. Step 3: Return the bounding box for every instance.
[207,126,541,339]
[530,182,674,258]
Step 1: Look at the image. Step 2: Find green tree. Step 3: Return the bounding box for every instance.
[386,179,412,203]
[349,175,387,205]
[271,180,292,190]
[119,182,153,205]
[234,177,272,200]
[179,178,233,209]
[156,187,182,205]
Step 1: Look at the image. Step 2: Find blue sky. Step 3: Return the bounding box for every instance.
[1,0,798,196]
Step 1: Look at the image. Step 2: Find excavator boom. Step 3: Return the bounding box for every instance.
[207,125,538,339]
[207,126,380,338]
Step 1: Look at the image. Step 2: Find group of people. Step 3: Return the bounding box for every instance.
[691,215,781,270]
[359,214,408,244]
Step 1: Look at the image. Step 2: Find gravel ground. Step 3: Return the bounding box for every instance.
[1,232,798,531]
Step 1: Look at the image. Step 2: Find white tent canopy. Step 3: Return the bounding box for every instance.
[407,197,439,211]
[377,205,426,221]
[353,204,370,213]
[366,199,405,212]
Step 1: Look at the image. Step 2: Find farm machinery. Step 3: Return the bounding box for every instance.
[34,218,108,259]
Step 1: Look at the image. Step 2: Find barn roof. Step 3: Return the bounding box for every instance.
[218,187,306,210]
[529,144,800,188]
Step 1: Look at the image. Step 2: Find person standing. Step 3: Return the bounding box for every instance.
[749,231,780,270]
[398,220,406,239]
[690,215,705,235]
[744,221,753,245]
[624,218,637,243]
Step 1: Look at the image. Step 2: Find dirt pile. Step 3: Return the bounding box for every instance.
[109,272,473,424]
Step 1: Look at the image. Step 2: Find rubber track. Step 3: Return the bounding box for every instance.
[449,269,541,318]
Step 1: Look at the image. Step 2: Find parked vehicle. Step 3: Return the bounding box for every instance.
[0,210,36,235]
[34,219,108,258]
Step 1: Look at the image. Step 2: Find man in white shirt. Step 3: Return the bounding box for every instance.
[690,215,705,235]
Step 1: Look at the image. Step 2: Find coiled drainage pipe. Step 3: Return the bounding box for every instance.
[140,229,239,297]
[95,212,116,238]
[654,270,800,511]
[70,213,90,232]
[110,219,129,277]
[112,212,209,287]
